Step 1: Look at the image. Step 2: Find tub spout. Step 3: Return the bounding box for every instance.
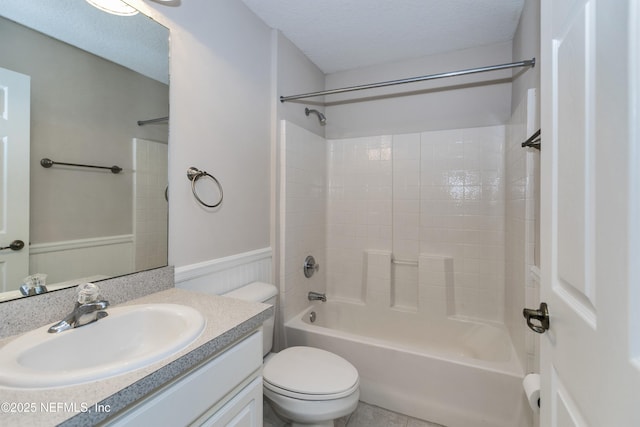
[308,291,326,302]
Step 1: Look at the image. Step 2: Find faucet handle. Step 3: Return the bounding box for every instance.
[304,255,320,278]
[20,273,48,296]
[77,283,101,304]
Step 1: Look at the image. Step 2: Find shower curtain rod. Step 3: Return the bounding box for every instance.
[280,58,535,103]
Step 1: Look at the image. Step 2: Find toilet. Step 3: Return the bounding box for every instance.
[224,282,359,427]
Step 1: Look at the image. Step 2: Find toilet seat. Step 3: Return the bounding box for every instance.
[263,346,359,401]
[264,377,360,401]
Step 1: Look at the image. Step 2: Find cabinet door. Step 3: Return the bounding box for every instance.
[200,377,263,427]
[105,332,262,427]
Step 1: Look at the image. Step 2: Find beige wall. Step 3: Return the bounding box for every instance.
[511,0,541,122]
[128,1,273,268]
[275,31,326,138]
[324,42,513,139]
[0,16,168,244]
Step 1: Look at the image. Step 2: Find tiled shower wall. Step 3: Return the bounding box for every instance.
[325,135,393,302]
[327,126,506,322]
[279,121,327,324]
[134,138,168,271]
[505,89,539,372]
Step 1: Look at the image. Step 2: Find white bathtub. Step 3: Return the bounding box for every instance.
[285,301,530,427]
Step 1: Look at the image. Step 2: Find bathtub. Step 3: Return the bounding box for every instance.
[285,301,530,427]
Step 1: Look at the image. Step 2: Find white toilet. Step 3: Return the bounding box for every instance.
[224,282,359,427]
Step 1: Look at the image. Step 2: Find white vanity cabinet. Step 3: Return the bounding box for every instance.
[105,330,263,427]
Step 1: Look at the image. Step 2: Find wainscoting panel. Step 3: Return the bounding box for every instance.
[29,235,134,285]
[174,247,272,295]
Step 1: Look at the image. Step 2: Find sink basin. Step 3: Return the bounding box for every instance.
[0,303,205,389]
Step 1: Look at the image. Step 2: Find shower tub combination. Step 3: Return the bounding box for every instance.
[286,300,528,427]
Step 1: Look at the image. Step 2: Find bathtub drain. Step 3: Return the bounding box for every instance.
[309,311,316,323]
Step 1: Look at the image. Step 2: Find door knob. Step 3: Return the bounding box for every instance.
[523,302,550,334]
[0,240,25,251]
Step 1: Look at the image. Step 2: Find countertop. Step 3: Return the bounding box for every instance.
[0,288,272,427]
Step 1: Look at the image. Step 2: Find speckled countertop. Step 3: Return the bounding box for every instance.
[0,288,272,427]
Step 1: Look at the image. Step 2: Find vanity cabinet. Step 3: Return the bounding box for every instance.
[105,330,263,427]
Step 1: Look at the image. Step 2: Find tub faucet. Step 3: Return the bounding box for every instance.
[308,291,326,302]
[48,283,109,333]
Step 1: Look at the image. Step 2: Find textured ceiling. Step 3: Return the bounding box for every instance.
[242,0,525,74]
[0,0,168,83]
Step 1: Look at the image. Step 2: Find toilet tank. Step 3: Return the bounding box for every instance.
[223,282,277,356]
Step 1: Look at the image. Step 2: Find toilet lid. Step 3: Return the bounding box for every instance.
[263,347,359,398]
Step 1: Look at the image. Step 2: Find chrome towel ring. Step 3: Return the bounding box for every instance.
[186,167,223,208]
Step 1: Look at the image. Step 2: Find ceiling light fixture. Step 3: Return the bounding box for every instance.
[86,0,139,16]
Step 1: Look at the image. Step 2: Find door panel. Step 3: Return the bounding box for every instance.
[541,0,640,425]
[551,368,588,427]
[0,67,30,293]
[555,0,595,310]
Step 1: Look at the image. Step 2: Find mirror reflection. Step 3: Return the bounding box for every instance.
[0,0,169,301]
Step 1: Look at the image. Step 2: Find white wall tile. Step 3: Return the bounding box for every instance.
[280,122,327,323]
[504,89,539,372]
[282,121,513,325]
[134,139,168,272]
[324,125,506,322]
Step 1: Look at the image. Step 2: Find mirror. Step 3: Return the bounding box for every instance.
[0,0,169,301]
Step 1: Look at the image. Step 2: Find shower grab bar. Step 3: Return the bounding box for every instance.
[137,116,169,126]
[392,258,418,266]
[40,158,122,174]
[280,58,535,102]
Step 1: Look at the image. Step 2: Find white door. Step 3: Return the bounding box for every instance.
[539,0,640,425]
[0,67,30,293]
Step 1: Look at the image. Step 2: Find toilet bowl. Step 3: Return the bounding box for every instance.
[224,282,359,427]
[263,346,359,426]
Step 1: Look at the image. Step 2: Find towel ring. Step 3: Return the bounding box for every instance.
[186,167,223,208]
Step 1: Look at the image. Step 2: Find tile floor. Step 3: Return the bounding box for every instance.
[263,400,446,427]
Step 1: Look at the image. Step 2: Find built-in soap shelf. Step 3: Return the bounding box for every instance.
[364,251,454,316]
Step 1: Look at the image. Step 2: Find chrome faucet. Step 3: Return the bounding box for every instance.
[20,273,48,296]
[48,283,109,333]
[308,291,327,302]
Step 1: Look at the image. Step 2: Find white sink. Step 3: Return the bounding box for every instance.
[0,303,206,389]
